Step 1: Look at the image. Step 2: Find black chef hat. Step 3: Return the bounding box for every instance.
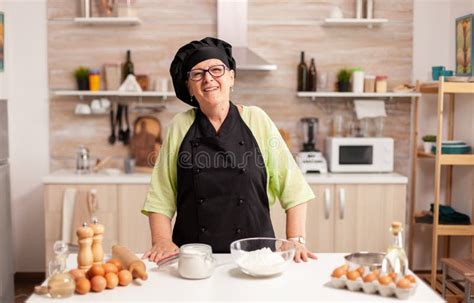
[169,37,236,106]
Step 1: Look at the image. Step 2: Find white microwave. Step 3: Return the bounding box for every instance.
[325,137,394,173]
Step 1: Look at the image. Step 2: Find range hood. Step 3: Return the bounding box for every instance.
[217,0,277,71]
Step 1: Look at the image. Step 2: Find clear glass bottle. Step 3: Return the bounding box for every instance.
[382,222,408,276]
[47,241,75,298]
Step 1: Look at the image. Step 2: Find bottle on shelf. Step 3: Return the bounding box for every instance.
[381,221,409,276]
[307,58,317,92]
[297,51,308,92]
[122,50,135,82]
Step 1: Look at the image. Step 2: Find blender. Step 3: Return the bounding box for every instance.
[297,117,328,174]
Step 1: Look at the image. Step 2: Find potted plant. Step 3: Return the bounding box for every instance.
[74,66,90,91]
[336,69,352,92]
[422,135,436,153]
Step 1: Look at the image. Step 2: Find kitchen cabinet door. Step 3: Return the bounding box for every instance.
[117,185,151,253]
[333,184,406,253]
[44,184,118,270]
[270,185,334,253]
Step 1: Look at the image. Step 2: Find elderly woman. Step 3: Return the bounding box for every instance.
[142,37,316,263]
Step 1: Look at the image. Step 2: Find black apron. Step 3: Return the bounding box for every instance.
[173,102,275,253]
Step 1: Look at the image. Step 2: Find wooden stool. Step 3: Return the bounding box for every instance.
[441,258,474,300]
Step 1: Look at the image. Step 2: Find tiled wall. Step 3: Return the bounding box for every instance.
[48,0,413,175]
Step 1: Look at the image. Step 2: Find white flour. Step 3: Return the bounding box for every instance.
[236,247,286,276]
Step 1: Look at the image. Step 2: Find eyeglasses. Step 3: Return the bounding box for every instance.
[187,64,229,81]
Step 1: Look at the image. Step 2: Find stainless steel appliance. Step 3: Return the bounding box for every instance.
[325,137,394,173]
[0,99,14,302]
[75,145,90,174]
[297,117,328,174]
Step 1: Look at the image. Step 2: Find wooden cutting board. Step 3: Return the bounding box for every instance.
[130,116,162,171]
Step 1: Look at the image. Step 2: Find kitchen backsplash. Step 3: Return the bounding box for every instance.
[48,0,413,176]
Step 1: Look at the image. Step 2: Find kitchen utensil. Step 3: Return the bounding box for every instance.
[117,104,125,142]
[297,117,328,173]
[75,145,90,174]
[130,116,162,170]
[108,108,116,145]
[92,156,111,173]
[344,252,385,271]
[230,237,296,277]
[124,158,135,174]
[112,245,148,280]
[123,104,131,145]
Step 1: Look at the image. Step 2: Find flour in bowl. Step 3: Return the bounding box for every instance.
[236,247,287,276]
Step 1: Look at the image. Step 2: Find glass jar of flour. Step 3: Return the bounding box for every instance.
[178,244,216,279]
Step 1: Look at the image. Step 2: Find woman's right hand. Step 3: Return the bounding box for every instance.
[142,238,179,263]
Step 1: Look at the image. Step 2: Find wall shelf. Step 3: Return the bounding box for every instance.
[52,90,175,100]
[297,91,420,100]
[74,17,142,26]
[322,18,388,28]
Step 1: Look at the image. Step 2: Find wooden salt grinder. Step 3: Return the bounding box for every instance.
[90,218,105,265]
[76,223,94,270]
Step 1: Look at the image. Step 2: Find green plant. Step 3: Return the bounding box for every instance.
[337,69,352,83]
[422,135,436,142]
[74,66,90,80]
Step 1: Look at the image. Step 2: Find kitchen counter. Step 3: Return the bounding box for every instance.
[27,253,442,302]
[43,170,408,185]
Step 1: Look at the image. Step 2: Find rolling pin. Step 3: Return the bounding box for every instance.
[112,245,148,281]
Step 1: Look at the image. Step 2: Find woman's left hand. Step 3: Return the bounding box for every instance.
[293,243,317,263]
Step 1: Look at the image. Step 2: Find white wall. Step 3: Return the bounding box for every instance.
[412,0,474,270]
[5,0,49,272]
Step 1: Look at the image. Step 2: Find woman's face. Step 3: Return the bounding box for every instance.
[187,58,235,108]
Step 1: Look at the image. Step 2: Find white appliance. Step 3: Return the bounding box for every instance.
[297,118,328,174]
[0,99,14,302]
[325,137,394,173]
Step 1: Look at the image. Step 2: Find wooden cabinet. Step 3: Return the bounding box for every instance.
[271,183,406,253]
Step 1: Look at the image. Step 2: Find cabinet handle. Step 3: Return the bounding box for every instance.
[324,188,331,220]
[339,188,346,220]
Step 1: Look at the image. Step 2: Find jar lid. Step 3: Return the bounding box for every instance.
[376,75,388,80]
[180,243,212,256]
[364,75,376,79]
[89,68,100,74]
[352,67,363,72]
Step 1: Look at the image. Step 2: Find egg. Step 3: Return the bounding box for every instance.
[91,275,107,292]
[75,277,91,295]
[378,275,393,286]
[356,267,365,275]
[118,270,133,286]
[363,272,377,283]
[372,269,380,276]
[397,278,412,289]
[103,263,119,275]
[107,259,123,271]
[105,273,119,289]
[404,274,416,284]
[388,272,398,280]
[89,264,105,278]
[69,269,86,280]
[331,267,347,278]
[346,270,361,281]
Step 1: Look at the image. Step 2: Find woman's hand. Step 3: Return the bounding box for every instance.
[293,242,317,263]
[142,237,179,263]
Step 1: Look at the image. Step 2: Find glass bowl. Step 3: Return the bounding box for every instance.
[230,237,296,277]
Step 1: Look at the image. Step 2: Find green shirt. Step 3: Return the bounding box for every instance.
[142,105,315,218]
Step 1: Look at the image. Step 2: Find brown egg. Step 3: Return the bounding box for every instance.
[356,267,365,275]
[107,259,123,271]
[75,277,91,295]
[105,273,119,289]
[378,275,393,286]
[91,276,107,292]
[346,270,361,281]
[404,274,416,284]
[331,267,347,278]
[388,272,398,280]
[89,264,105,277]
[363,272,377,283]
[372,269,380,276]
[69,269,86,280]
[118,270,133,286]
[397,278,412,289]
[103,263,119,275]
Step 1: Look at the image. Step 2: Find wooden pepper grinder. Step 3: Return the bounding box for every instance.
[76,222,94,270]
[90,217,104,265]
